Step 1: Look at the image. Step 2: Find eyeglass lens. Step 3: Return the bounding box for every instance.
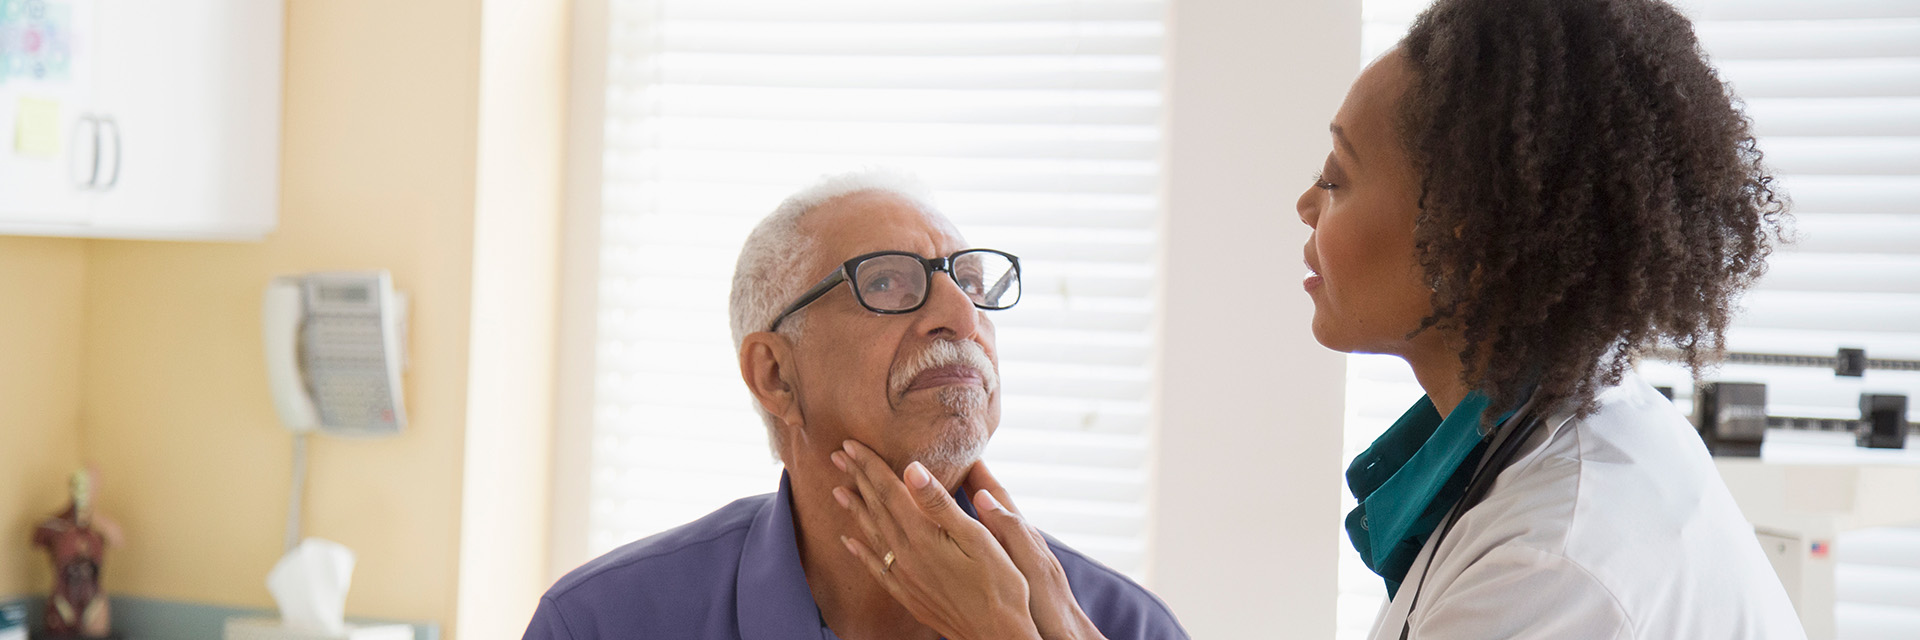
[850,251,1019,312]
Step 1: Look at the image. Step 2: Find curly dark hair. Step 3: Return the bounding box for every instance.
[1397,0,1788,423]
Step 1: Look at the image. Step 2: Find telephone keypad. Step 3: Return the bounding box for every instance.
[300,303,401,433]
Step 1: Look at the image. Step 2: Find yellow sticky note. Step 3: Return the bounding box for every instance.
[14,97,62,159]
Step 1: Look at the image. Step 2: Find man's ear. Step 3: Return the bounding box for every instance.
[739,331,804,435]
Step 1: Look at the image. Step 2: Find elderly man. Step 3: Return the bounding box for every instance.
[524,171,1185,639]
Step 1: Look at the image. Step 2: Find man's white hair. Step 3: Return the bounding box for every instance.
[729,169,938,461]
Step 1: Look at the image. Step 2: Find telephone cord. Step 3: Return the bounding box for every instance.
[286,431,309,553]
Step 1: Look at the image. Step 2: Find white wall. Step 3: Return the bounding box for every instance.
[1151,0,1359,637]
[456,0,569,635]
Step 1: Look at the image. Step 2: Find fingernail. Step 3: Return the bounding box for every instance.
[976,489,1003,511]
[840,535,855,553]
[842,440,857,456]
[833,486,850,508]
[830,451,847,472]
[905,461,932,488]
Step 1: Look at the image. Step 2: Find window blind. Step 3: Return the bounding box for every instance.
[588,0,1166,579]
[1340,1,1920,637]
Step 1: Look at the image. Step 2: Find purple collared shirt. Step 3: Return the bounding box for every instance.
[525,473,1188,640]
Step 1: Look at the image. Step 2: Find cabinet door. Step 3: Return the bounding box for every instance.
[89,0,282,240]
[0,0,96,232]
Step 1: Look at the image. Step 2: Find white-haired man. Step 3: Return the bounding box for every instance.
[524,172,1186,639]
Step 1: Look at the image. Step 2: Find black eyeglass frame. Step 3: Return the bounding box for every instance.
[766,249,1022,332]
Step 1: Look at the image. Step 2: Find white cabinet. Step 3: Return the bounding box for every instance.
[0,0,282,241]
[0,0,97,231]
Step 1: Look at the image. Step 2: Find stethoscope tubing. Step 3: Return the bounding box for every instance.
[1397,409,1549,640]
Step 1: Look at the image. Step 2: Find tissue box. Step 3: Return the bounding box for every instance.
[224,617,412,640]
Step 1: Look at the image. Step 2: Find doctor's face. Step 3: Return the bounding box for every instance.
[782,192,1002,486]
[1296,50,1440,358]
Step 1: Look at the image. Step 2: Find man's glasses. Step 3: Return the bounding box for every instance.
[767,249,1022,332]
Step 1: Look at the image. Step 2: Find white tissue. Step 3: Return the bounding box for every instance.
[267,538,356,635]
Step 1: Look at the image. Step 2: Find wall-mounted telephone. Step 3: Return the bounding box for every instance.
[263,271,408,437]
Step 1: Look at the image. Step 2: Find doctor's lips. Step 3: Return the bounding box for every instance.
[1304,259,1324,292]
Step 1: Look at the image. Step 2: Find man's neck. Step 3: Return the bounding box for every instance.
[787,460,943,640]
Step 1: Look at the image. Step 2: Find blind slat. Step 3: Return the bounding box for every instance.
[1747,98,1920,137]
[1761,137,1920,175]
[1716,59,1920,99]
[652,1,1164,23]
[1696,19,1920,59]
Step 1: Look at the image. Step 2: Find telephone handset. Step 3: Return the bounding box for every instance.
[263,271,408,437]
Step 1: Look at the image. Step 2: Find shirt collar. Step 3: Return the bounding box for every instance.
[737,472,833,640]
[1344,392,1495,598]
[736,471,979,640]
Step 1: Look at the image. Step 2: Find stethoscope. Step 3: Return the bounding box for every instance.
[1396,404,1549,640]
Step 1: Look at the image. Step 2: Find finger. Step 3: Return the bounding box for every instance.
[963,460,1022,515]
[970,489,1024,549]
[972,489,1060,577]
[901,459,970,529]
[833,485,891,557]
[837,448,912,545]
[839,534,892,581]
[840,534,969,640]
[839,493,944,624]
[844,442,1003,553]
[841,440,933,540]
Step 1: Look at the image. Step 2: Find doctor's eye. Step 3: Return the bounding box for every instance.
[1313,172,1337,190]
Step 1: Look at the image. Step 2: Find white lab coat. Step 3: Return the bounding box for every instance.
[1368,371,1808,640]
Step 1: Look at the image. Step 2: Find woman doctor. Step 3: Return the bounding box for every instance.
[826,0,1808,637]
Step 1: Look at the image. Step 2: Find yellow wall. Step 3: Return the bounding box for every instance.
[1,1,562,636]
[77,0,482,631]
[0,237,87,598]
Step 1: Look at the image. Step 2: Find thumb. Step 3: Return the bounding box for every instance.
[964,460,1021,515]
[903,461,965,524]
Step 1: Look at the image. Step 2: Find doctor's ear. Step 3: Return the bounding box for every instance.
[739,332,804,430]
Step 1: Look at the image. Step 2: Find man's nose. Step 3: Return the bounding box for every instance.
[915,269,981,339]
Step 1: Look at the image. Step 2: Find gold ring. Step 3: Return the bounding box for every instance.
[882,551,896,573]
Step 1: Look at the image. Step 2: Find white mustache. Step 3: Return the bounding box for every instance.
[890,339,999,397]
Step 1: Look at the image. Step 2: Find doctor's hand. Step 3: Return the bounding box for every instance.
[960,459,1108,640]
[832,440,1108,640]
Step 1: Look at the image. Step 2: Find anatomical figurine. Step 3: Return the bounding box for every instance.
[33,469,122,639]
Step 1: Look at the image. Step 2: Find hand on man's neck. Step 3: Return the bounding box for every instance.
[787,454,945,640]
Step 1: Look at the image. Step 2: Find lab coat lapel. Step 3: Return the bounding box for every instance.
[1364,398,1577,640]
[1368,530,1440,640]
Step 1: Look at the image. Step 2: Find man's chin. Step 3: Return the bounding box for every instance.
[916,433,989,482]
[932,385,992,413]
[878,387,994,479]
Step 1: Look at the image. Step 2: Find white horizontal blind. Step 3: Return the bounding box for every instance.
[588,0,1165,579]
[1339,2,1920,638]
[1636,0,1920,424]
[1835,525,1920,639]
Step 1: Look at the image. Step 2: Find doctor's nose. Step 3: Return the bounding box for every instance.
[1296,185,1322,228]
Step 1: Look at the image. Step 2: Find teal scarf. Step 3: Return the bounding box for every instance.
[1344,392,1497,599]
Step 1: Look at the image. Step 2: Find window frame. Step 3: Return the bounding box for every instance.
[550,0,612,581]
[548,4,1358,638]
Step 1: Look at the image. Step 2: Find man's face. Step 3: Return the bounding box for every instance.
[782,192,1002,483]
